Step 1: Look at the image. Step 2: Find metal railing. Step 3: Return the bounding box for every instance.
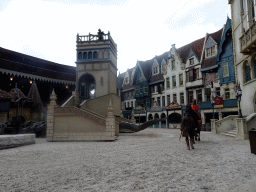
[77,32,111,42]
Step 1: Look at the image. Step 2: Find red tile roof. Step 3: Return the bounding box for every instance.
[9,88,27,99]
[208,28,223,45]
[177,37,205,63]
[0,89,13,100]
[201,57,217,69]
[27,83,42,104]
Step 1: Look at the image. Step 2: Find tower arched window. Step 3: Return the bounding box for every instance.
[245,62,251,82]
[78,52,82,60]
[93,51,98,59]
[88,52,92,59]
[83,52,87,59]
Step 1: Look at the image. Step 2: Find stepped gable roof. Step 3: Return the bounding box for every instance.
[0,89,13,100]
[150,52,168,84]
[123,68,134,90]
[9,86,27,100]
[27,82,42,104]
[177,37,205,63]
[0,47,76,82]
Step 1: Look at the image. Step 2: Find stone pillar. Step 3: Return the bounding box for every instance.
[236,118,249,140]
[219,112,223,120]
[72,89,80,107]
[46,89,57,141]
[130,109,136,124]
[106,99,115,140]
[211,119,217,134]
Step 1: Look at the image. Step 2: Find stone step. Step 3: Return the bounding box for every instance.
[220,129,237,137]
[223,133,237,137]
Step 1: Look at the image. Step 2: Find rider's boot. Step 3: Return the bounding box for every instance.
[186,139,190,150]
[190,138,195,149]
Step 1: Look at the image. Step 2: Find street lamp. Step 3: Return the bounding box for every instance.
[211,95,215,119]
[235,83,243,118]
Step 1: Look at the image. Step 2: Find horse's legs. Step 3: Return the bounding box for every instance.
[185,137,190,150]
[198,132,200,141]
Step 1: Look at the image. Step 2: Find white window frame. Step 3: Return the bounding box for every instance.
[222,62,229,77]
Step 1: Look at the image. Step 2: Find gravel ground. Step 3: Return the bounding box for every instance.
[0,128,256,192]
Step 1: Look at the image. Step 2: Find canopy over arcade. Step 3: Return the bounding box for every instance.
[166,102,182,129]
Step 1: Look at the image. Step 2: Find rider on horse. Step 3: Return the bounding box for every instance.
[191,99,201,141]
[180,105,196,150]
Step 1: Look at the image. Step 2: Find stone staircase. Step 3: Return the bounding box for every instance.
[220,128,237,137]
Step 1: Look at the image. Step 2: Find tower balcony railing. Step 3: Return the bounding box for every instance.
[240,22,256,55]
[77,32,111,42]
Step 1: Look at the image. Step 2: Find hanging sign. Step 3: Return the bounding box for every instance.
[214,96,223,108]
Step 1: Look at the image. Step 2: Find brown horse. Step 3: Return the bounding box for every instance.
[185,104,201,142]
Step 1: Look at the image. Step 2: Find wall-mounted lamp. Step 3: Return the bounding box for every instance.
[66,85,68,89]
[29,80,33,84]
[10,77,13,81]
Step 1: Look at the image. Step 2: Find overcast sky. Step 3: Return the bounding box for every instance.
[0,0,230,73]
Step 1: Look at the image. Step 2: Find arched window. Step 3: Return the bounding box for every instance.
[88,52,92,59]
[245,62,251,82]
[78,52,82,60]
[93,51,98,59]
[83,52,87,59]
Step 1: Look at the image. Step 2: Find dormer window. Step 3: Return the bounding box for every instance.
[189,58,194,65]
[124,77,129,84]
[152,66,159,75]
[172,60,176,70]
[206,46,216,57]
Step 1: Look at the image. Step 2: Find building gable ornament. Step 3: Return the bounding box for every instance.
[149,101,162,112]
[205,36,217,49]
[166,102,182,110]
[185,49,200,64]
[216,17,233,62]
[152,59,159,67]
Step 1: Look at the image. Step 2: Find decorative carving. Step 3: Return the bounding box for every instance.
[252,25,256,35]
[242,36,246,46]
[246,33,250,41]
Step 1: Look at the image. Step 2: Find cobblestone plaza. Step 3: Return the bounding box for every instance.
[0,129,255,192]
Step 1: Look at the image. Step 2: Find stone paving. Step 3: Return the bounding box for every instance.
[0,128,256,192]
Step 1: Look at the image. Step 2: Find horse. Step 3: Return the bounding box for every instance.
[185,104,202,142]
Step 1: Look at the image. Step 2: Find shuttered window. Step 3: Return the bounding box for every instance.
[245,63,251,82]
